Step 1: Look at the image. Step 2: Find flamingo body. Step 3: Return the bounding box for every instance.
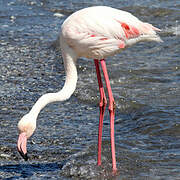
[61,6,161,59]
[17,6,162,172]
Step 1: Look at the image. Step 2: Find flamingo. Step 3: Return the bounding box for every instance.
[17,6,162,172]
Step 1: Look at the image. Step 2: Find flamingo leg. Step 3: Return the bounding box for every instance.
[100,59,117,172]
[94,59,107,166]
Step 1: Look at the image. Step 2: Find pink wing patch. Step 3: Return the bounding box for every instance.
[90,34,108,41]
[89,32,125,51]
[100,37,108,41]
[117,20,140,39]
[118,42,125,48]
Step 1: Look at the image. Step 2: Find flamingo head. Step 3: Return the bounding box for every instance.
[17,113,36,161]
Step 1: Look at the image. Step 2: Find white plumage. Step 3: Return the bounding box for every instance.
[61,6,161,59]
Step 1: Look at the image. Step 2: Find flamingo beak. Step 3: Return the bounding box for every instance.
[17,132,28,161]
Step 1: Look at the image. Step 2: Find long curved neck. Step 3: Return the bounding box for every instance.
[29,38,77,118]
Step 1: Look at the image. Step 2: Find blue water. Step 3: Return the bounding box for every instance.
[0,0,180,179]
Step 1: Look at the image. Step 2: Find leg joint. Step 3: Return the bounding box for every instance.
[109,100,116,112]
[99,97,107,108]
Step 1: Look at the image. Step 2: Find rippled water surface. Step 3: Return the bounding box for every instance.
[0,0,180,179]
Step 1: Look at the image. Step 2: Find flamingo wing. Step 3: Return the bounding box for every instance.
[61,6,161,59]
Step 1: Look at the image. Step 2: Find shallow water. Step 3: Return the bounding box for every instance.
[0,0,180,179]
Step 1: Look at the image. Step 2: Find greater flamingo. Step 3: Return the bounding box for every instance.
[17,6,162,172]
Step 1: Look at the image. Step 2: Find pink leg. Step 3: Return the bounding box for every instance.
[94,59,107,166]
[100,59,117,172]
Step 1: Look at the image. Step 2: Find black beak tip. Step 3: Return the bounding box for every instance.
[23,153,28,161]
[18,150,29,161]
